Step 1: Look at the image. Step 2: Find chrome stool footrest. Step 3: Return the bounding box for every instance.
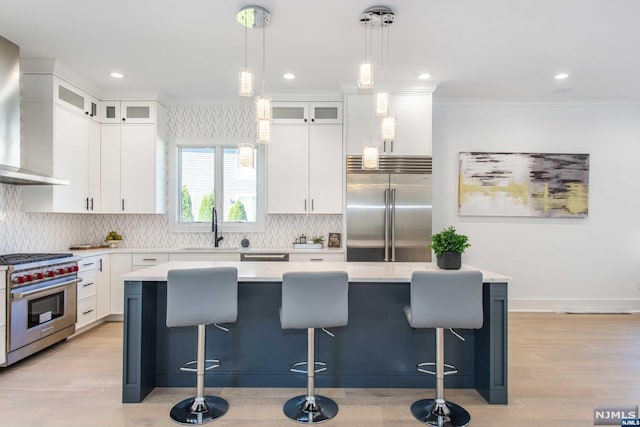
[180,359,221,372]
[410,398,470,427]
[289,360,327,374]
[417,361,459,376]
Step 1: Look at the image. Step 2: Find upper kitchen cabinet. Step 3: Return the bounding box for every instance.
[54,77,100,122]
[345,91,433,156]
[100,102,166,214]
[272,102,342,125]
[100,100,156,124]
[21,74,101,213]
[267,101,343,214]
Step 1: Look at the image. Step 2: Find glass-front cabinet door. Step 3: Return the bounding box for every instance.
[121,101,156,124]
[101,101,121,124]
[310,102,342,124]
[272,102,309,124]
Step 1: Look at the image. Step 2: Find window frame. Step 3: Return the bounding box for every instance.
[168,137,265,233]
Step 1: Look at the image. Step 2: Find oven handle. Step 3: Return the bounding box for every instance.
[11,278,82,299]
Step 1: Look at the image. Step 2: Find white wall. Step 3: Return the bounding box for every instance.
[433,101,640,312]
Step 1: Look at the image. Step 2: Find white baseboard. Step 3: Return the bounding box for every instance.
[509,298,640,313]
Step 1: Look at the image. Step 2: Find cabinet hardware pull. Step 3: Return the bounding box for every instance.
[391,140,394,152]
[121,199,125,211]
[311,118,315,122]
[312,199,314,211]
[122,117,126,122]
[82,262,94,267]
[85,111,89,115]
[304,199,307,211]
[310,258,323,261]
[142,258,157,261]
[85,197,89,210]
[304,118,307,123]
[90,198,94,210]
[99,258,102,272]
[83,282,94,287]
[83,309,94,315]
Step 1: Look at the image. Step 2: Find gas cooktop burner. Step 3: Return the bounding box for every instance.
[0,253,74,266]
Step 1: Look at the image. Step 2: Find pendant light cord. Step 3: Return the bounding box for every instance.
[244,11,248,69]
[262,14,266,96]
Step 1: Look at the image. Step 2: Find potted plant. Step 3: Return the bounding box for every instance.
[311,235,325,247]
[429,226,471,270]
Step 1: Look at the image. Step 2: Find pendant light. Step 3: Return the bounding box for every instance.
[381,116,396,142]
[237,143,255,169]
[362,146,380,170]
[375,13,392,117]
[357,20,373,89]
[237,7,254,97]
[244,5,272,143]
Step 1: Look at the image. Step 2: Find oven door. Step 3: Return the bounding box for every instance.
[9,277,79,352]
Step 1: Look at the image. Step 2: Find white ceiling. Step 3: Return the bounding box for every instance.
[1,0,640,102]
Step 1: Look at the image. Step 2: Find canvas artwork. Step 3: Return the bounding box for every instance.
[458,152,589,217]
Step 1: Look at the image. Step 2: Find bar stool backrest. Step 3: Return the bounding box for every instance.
[166,267,238,328]
[409,271,483,329]
[281,271,349,329]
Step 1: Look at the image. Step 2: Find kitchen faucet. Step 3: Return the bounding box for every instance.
[212,207,223,247]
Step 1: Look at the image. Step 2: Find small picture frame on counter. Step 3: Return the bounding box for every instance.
[328,232,341,248]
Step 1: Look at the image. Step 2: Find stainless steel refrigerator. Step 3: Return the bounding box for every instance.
[346,156,432,262]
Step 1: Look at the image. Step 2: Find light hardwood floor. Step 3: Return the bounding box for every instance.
[1,313,639,426]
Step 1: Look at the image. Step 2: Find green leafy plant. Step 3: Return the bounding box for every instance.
[429,226,470,255]
[311,235,325,244]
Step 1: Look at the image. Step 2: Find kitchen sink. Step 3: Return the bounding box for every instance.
[181,247,240,251]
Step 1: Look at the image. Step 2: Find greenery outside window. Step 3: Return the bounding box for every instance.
[169,138,264,233]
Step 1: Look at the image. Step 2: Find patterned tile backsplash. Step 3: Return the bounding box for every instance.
[0,105,343,253]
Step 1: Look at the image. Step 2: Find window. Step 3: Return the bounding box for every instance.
[170,138,264,233]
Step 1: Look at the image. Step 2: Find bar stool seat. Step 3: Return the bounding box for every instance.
[405,271,483,427]
[166,267,238,425]
[280,271,349,424]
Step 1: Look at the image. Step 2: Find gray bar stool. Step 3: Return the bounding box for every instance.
[280,271,349,424]
[405,271,483,427]
[166,267,238,425]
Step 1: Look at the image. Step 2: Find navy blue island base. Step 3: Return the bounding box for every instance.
[122,280,508,404]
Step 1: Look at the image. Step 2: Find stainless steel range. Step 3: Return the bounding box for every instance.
[1,253,81,366]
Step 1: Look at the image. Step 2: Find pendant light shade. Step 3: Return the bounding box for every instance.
[238,143,255,168]
[381,116,396,141]
[257,119,271,143]
[375,91,389,116]
[255,96,272,120]
[362,146,380,170]
[358,62,374,89]
[239,69,254,97]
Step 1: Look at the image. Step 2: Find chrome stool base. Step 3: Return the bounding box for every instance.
[170,395,229,425]
[283,395,339,424]
[410,398,470,427]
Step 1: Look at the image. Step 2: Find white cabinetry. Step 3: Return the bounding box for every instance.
[272,102,342,125]
[21,74,101,213]
[76,254,110,330]
[100,102,166,214]
[345,92,432,156]
[54,77,99,122]
[289,253,345,262]
[110,254,132,315]
[268,101,343,214]
[100,100,156,124]
[1,273,6,366]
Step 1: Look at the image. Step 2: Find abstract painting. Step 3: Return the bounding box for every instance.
[458,152,589,217]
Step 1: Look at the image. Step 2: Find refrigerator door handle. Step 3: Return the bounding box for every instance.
[384,188,390,262]
[391,188,396,262]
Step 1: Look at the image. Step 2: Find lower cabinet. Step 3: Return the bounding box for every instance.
[168,253,241,262]
[110,254,133,315]
[288,253,345,262]
[76,254,109,329]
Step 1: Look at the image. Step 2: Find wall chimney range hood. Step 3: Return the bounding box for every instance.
[0,34,69,186]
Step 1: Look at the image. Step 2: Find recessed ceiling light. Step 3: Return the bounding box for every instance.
[283,73,295,80]
[110,72,124,79]
[418,73,432,80]
[555,73,569,80]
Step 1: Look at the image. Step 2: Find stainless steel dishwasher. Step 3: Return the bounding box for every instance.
[240,253,289,262]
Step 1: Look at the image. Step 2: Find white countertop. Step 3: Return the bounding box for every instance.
[71,247,345,257]
[122,261,510,283]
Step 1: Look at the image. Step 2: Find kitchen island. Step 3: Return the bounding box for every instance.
[121,262,509,405]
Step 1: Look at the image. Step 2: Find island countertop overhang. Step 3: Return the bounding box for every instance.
[122,261,510,283]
